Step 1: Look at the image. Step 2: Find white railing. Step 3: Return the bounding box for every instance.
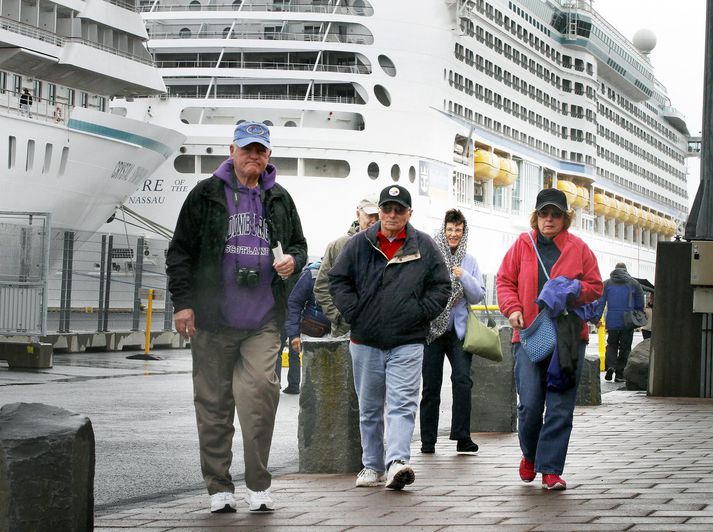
[155,59,370,73]
[142,2,373,15]
[149,29,374,44]
[0,89,75,125]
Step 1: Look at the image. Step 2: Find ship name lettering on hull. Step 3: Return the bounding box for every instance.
[127,196,166,205]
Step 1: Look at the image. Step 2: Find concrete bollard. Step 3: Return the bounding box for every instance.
[0,341,53,368]
[0,403,95,532]
[470,327,517,432]
[576,354,602,406]
[298,338,362,473]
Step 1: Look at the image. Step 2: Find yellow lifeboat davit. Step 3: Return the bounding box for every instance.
[555,180,577,208]
[474,149,499,181]
[572,186,589,209]
[593,193,612,217]
[494,157,518,186]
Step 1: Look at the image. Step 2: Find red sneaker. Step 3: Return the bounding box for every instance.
[519,457,536,482]
[541,473,567,490]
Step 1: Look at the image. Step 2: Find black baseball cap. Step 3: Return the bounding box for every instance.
[379,185,412,209]
[535,188,568,212]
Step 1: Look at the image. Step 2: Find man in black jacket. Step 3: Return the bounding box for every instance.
[166,121,307,513]
[328,185,451,491]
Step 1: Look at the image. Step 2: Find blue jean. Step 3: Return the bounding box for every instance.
[514,341,586,475]
[350,342,424,472]
[420,328,473,444]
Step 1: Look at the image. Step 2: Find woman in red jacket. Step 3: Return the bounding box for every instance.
[496,188,602,490]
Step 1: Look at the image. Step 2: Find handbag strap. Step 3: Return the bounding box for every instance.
[527,231,550,281]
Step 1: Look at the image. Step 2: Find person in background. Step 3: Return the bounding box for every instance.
[328,185,451,491]
[313,194,379,337]
[642,293,654,340]
[496,188,602,491]
[166,121,307,513]
[598,263,645,383]
[19,88,32,118]
[283,260,331,393]
[419,209,485,455]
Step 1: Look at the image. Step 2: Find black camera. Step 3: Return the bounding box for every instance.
[236,268,260,288]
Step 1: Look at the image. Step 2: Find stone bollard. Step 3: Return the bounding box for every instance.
[470,326,517,432]
[0,403,95,532]
[298,337,362,473]
[0,341,53,368]
[576,354,602,406]
[625,338,651,391]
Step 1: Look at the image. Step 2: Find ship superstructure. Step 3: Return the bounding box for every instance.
[108,0,690,286]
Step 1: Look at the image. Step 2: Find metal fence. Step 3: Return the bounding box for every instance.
[45,230,173,334]
[0,213,51,335]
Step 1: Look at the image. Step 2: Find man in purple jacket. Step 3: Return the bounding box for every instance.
[167,121,307,513]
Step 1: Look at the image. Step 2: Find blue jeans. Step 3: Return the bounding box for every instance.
[514,341,586,475]
[350,341,424,472]
[420,328,473,444]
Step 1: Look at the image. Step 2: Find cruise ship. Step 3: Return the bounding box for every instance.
[107,0,690,292]
[0,0,184,235]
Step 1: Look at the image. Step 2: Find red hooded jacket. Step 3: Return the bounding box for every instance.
[496,229,603,343]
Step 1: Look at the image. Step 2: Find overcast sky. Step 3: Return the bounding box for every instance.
[591,0,707,210]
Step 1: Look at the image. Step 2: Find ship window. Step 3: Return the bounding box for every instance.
[179,28,192,38]
[378,55,396,77]
[59,147,69,176]
[390,164,400,182]
[367,162,379,179]
[232,0,242,8]
[189,0,201,10]
[270,157,297,176]
[174,155,196,173]
[43,143,52,174]
[26,140,35,172]
[284,121,297,127]
[201,156,225,173]
[304,158,350,178]
[263,120,273,126]
[373,85,391,107]
[8,136,16,169]
[409,166,416,183]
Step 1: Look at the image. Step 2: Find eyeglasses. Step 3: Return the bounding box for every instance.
[380,204,409,215]
[537,208,564,219]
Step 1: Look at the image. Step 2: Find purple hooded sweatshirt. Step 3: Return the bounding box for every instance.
[214,158,277,329]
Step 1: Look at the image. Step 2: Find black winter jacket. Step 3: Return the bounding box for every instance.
[166,173,307,330]
[327,222,451,349]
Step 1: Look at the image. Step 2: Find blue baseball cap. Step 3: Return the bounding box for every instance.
[233,121,271,149]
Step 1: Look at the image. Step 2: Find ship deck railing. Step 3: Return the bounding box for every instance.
[148,30,374,45]
[163,92,358,104]
[141,2,373,15]
[156,59,369,74]
[0,16,154,66]
[0,89,76,125]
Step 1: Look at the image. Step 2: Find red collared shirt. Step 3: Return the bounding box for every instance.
[376,228,407,261]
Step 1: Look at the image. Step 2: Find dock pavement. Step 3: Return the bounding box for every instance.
[95,389,713,531]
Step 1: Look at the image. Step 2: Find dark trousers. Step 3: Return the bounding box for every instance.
[605,328,634,377]
[274,331,300,388]
[419,328,473,445]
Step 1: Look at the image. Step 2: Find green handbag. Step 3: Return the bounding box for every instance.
[462,304,503,362]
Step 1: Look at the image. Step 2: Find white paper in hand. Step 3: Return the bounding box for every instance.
[272,241,284,262]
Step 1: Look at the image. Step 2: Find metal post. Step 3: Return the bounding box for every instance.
[97,235,106,332]
[59,231,74,333]
[131,236,145,331]
[103,235,113,332]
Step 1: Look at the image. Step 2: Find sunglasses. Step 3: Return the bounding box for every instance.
[380,204,409,215]
[537,208,564,219]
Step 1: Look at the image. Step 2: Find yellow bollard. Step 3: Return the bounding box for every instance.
[144,288,154,356]
[598,318,606,371]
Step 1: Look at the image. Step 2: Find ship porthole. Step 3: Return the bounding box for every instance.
[373,85,391,107]
[285,120,297,127]
[409,166,416,183]
[391,164,400,182]
[263,120,274,126]
[378,55,396,77]
[367,162,379,179]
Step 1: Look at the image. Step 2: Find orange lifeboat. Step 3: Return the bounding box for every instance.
[474,149,499,181]
[555,180,577,208]
[494,157,518,186]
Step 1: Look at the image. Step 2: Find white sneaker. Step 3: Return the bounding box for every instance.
[355,468,386,487]
[385,460,415,490]
[245,488,275,512]
[209,491,237,513]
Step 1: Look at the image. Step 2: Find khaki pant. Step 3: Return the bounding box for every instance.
[191,321,281,494]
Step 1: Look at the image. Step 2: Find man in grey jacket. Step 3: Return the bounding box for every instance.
[313,194,379,336]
